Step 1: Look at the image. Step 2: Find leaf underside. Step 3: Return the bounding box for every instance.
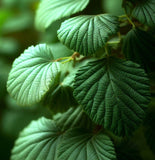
[7,44,60,106]
[73,57,150,136]
[35,0,89,30]
[58,14,119,56]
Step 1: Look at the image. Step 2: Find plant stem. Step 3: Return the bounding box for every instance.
[122,9,136,28]
[119,14,127,18]
[126,15,135,28]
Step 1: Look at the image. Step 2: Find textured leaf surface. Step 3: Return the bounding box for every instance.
[58,14,119,56]
[73,57,150,136]
[43,59,94,112]
[131,0,155,27]
[122,28,155,72]
[58,128,116,160]
[11,108,93,160]
[35,0,89,30]
[53,107,92,131]
[11,117,62,160]
[7,44,60,106]
[42,62,79,112]
[43,80,77,112]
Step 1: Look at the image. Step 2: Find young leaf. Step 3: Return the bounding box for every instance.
[122,28,155,72]
[7,44,60,106]
[73,57,150,136]
[131,0,155,27]
[35,0,89,30]
[58,14,119,56]
[11,117,62,160]
[58,128,116,160]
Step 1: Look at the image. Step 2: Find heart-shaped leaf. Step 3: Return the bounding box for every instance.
[11,107,93,160]
[73,57,150,136]
[7,44,60,106]
[58,128,116,160]
[11,117,62,160]
[58,14,119,56]
[35,0,89,30]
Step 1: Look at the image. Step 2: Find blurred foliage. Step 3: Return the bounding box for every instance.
[0,0,50,159]
[0,0,154,160]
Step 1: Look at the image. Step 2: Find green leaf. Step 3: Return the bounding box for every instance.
[58,14,119,56]
[11,117,62,160]
[42,62,78,112]
[43,59,94,112]
[131,0,155,27]
[122,28,155,72]
[58,128,116,160]
[73,57,150,136]
[50,42,73,59]
[53,107,92,131]
[11,107,93,160]
[7,44,60,106]
[35,0,89,30]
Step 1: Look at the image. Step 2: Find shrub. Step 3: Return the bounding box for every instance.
[7,0,155,159]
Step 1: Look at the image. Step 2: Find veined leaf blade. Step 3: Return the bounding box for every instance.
[35,0,89,30]
[7,44,60,106]
[73,57,150,136]
[58,14,119,56]
[58,128,116,160]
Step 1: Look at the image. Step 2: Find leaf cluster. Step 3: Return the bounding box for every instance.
[6,0,155,159]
